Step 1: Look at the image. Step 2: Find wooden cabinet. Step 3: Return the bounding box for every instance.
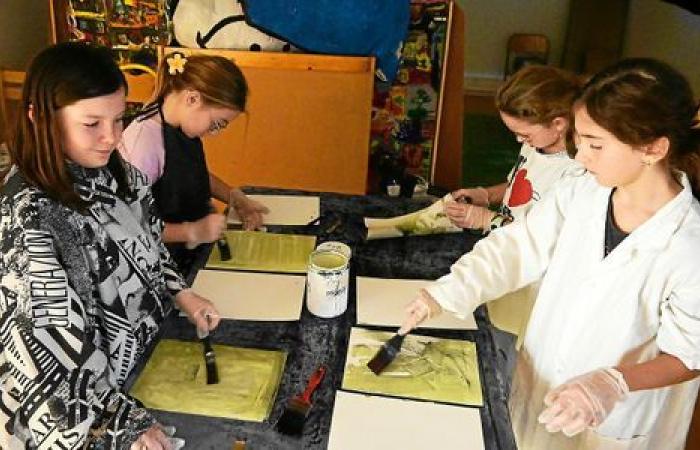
[160,47,375,195]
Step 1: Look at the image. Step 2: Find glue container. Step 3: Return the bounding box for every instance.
[306,246,350,318]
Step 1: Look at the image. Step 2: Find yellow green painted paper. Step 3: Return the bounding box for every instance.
[130,339,286,422]
[206,230,316,273]
[342,328,483,406]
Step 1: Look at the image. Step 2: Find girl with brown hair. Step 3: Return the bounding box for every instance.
[0,42,219,450]
[402,58,700,450]
[445,64,584,232]
[447,65,586,356]
[119,52,268,271]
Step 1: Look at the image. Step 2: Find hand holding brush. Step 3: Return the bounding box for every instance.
[367,290,443,375]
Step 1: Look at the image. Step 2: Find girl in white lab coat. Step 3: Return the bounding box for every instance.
[401,58,700,450]
[446,65,585,352]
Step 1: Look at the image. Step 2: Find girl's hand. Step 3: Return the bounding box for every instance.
[130,425,172,450]
[232,193,269,231]
[130,425,185,450]
[445,202,495,230]
[185,213,226,248]
[175,289,221,333]
[399,289,443,334]
[452,187,489,207]
[538,368,629,437]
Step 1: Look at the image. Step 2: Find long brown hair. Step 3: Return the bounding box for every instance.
[152,52,248,111]
[10,42,128,210]
[496,65,583,155]
[577,58,700,195]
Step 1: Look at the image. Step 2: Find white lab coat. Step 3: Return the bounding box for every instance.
[426,172,700,450]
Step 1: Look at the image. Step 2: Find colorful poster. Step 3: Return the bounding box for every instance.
[368,1,449,191]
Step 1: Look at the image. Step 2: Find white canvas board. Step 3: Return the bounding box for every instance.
[191,270,305,321]
[227,195,320,226]
[328,391,484,450]
[356,277,477,330]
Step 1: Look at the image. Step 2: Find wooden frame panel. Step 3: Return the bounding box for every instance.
[160,47,375,194]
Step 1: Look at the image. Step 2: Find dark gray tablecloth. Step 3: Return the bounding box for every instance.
[129,189,517,450]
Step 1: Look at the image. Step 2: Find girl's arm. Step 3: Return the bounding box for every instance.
[0,228,155,449]
[209,172,233,204]
[425,176,579,319]
[208,172,269,229]
[619,353,699,391]
[485,182,508,205]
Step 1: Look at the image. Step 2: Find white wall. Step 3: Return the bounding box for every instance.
[455,0,571,87]
[624,0,700,94]
[0,0,50,70]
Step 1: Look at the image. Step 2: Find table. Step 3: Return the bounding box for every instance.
[128,189,517,450]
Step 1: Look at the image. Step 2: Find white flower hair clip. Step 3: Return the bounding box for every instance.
[167,53,187,75]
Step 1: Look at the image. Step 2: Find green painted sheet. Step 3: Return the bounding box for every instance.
[342,328,483,407]
[130,339,286,422]
[206,230,316,273]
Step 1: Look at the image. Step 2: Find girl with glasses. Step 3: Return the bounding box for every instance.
[119,53,268,271]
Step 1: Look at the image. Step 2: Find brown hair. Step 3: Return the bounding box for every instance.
[497,65,583,154]
[152,52,248,111]
[577,58,700,195]
[10,42,129,210]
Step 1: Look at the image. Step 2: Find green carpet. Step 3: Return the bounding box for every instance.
[462,113,520,187]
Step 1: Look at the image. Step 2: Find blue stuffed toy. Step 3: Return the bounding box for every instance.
[241,0,410,81]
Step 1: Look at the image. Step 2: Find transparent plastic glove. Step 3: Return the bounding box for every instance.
[399,289,443,334]
[130,425,172,450]
[231,192,269,231]
[452,187,489,207]
[175,289,221,333]
[444,201,495,230]
[184,213,226,249]
[538,367,629,437]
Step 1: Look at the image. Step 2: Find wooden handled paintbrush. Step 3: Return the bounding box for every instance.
[276,365,326,436]
[367,329,408,375]
[197,326,219,384]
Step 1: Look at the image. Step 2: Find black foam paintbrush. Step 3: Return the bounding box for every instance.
[216,236,231,261]
[198,327,219,384]
[367,330,408,375]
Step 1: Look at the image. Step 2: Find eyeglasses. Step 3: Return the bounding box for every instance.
[208,118,229,135]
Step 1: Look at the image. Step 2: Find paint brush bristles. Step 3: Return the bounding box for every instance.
[367,332,406,375]
[276,365,326,436]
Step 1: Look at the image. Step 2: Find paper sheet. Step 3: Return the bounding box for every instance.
[130,339,286,422]
[342,327,483,406]
[192,270,306,321]
[228,195,320,226]
[356,277,477,330]
[206,230,316,273]
[364,194,462,239]
[328,391,485,450]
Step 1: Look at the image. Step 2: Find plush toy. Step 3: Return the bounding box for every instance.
[172,0,291,51]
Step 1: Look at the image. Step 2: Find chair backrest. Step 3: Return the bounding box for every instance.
[120,64,157,104]
[505,33,550,77]
[0,69,25,144]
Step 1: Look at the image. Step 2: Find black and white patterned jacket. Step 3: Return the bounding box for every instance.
[0,161,187,449]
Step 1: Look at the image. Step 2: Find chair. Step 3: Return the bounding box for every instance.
[504,34,550,78]
[0,69,25,142]
[119,64,157,104]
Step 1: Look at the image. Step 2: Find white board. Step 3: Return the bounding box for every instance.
[356,277,477,329]
[328,391,485,450]
[191,270,305,321]
[228,195,320,226]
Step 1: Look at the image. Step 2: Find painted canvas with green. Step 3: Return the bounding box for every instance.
[130,339,286,422]
[342,328,483,406]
